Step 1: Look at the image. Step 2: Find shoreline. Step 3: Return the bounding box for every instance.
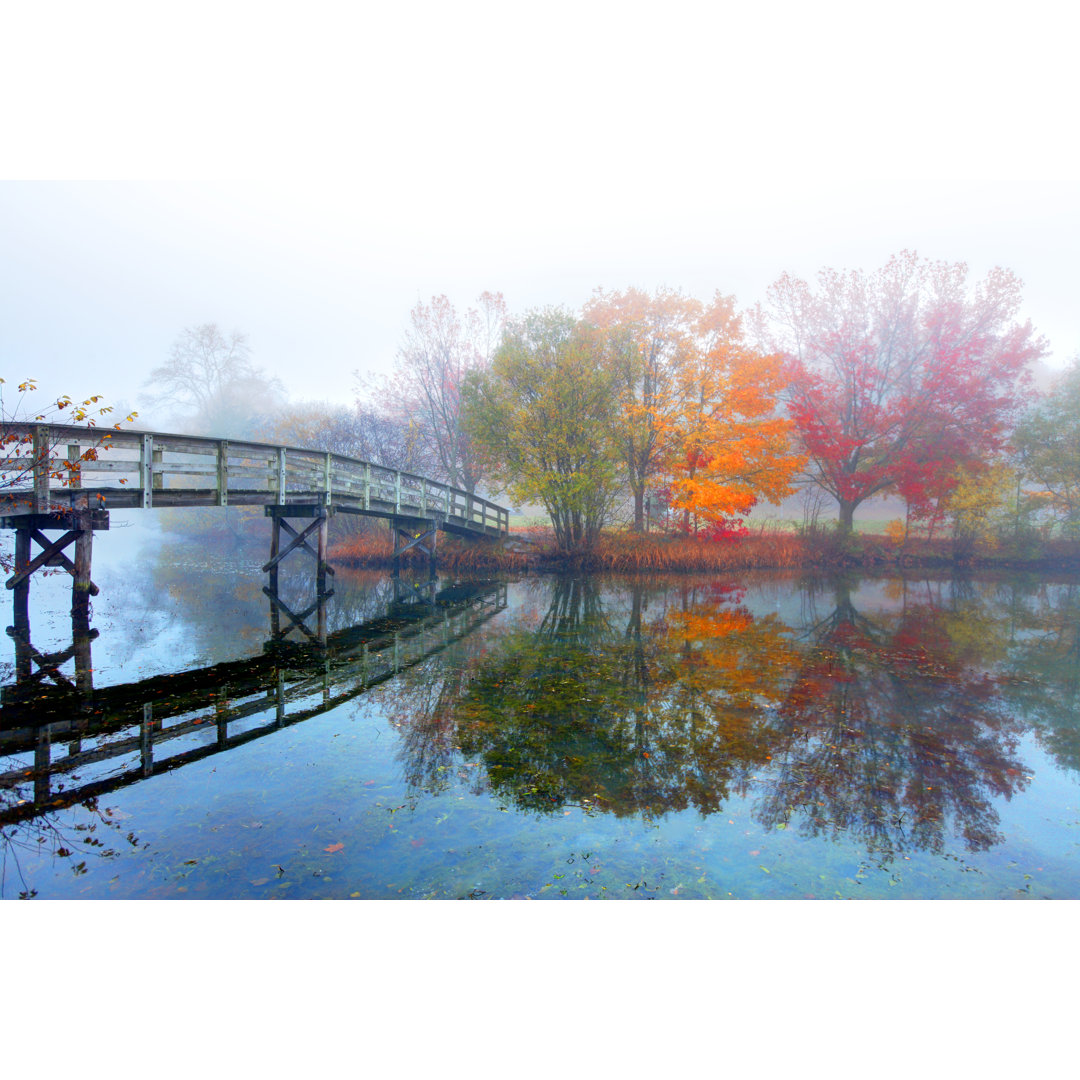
[328,530,1080,577]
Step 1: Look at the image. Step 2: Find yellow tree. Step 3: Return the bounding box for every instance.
[661,296,803,533]
[462,307,623,553]
[584,287,703,530]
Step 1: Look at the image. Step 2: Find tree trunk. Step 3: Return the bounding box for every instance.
[632,486,645,532]
[838,499,857,535]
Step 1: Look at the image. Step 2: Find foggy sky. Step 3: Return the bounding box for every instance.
[3,3,1077,426]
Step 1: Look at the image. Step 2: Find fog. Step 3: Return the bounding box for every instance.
[3,3,1077,423]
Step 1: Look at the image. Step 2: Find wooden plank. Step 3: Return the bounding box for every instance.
[66,444,83,490]
[60,458,140,475]
[267,515,335,574]
[140,434,153,508]
[32,426,50,513]
[150,435,221,455]
[72,512,94,610]
[217,440,228,506]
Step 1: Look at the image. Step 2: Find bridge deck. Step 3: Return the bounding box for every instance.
[0,422,509,537]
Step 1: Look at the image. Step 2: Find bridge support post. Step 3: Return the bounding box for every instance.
[263,505,336,648]
[391,517,439,579]
[2,509,108,626]
[263,506,336,582]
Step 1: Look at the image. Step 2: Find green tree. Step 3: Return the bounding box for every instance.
[1014,354,1080,537]
[462,308,622,553]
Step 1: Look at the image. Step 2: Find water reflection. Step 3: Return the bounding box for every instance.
[4,555,1080,898]
[762,577,1026,858]
[390,574,1074,865]
[0,577,507,828]
[435,579,797,819]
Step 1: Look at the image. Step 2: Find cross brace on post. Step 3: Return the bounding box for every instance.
[264,506,335,568]
[263,585,334,646]
[2,509,107,620]
[391,518,439,578]
[5,624,100,691]
[263,506,336,644]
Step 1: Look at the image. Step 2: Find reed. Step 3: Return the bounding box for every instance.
[585,531,809,572]
[328,531,534,572]
[330,524,1080,574]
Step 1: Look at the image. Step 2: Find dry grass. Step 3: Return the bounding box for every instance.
[330,523,1080,574]
[330,526,811,573]
[328,531,533,572]
[586,531,809,572]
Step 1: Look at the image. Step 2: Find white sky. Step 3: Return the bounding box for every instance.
[2,0,1077,422]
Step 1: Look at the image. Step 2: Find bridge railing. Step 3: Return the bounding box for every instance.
[0,422,509,532]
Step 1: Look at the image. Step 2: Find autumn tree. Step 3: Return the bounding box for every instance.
[757,252,1046,533]
[144,324,284,438]
[661,296,803,532]
[375,292,506,495]
[462,307,622,553]
[584,287,703,530]
[1,377,137,496]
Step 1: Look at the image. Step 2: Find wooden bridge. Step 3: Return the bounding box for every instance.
[0,422,511,609]
[0,578,508,829]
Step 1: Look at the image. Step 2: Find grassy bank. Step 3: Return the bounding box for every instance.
[329,525,1080,574]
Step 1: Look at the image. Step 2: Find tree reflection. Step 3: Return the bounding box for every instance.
[999,578,1080,775]
[450,577,801,818]
[385,573,1040,865]
[0,796,140,899]
[760,577,1028,858]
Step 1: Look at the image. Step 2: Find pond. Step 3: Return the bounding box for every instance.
[3,524,1079,899]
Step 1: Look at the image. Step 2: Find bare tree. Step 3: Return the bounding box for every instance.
[261,400,427,473]
[370,292,507,495]
[144,324,284,438]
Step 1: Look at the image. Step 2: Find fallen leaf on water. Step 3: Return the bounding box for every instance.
[324,842,344,853]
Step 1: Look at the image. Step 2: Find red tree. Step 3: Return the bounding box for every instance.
[758,252,1046,533]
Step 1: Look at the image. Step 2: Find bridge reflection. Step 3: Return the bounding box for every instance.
[0,577,507,827]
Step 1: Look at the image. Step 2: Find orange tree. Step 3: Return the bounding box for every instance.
[660,296,803,533]
[586,287,801,534]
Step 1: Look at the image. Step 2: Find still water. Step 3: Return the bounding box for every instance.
[3,528,1079,899]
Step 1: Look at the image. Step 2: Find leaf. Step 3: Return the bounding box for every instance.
[324,842,344,853]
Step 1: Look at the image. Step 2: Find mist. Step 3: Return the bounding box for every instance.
[2,4,1076,424]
